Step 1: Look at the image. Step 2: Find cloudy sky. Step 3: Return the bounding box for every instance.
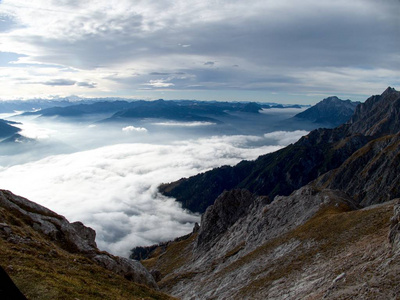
[0,0,398,103]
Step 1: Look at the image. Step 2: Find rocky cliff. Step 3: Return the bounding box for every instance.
[0,189,173,299]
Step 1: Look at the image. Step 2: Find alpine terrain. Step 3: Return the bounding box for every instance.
[137,87,400,299]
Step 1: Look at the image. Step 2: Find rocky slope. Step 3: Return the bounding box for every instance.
[293,96,359,127]
[160,87,400,214]
[314,132,400,206]
[0,189,173,299]
[142,188,400,299]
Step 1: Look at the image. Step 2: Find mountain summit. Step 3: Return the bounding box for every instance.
[293,96,359,127]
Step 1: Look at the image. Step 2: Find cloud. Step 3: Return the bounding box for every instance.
[42,79,76,86]
[77,81,97,88]
[122,125,148,133]
[151,121,215,127]
[15,122,57,139]
[0,128,305,257]
[0,0,398,100]
[149,72,171,76]
[145,79,175,88]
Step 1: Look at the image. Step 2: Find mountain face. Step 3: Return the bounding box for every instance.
[138,87,400,299]
[141,189,400,299]
[0,190,173,299]
[347,87,400,136]
[293,96,359,127]
[160,87,400,214]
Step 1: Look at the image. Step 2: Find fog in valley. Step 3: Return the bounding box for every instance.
[0,106,309,256]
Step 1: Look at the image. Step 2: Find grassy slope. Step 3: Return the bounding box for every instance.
[0,206,174,300]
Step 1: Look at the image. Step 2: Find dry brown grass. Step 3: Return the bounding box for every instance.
[0,207,175,300]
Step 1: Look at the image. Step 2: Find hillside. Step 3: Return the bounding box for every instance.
[137,87,400,299]
[0,190,173,300]
[160,87,399,213]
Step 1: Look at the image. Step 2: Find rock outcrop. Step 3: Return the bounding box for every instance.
[0,265,27,300]
[0,189,158,290]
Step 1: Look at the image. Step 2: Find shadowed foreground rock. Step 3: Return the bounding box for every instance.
[0,265,27,300]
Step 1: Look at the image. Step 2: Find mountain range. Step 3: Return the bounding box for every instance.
[1,88,398,299]
[135,87,400,299]
[20,99,304,124]
[158,92,379,213]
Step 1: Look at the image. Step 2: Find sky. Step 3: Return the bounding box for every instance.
[0,0,399,103]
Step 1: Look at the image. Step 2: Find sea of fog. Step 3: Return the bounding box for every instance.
[0,108,309,257]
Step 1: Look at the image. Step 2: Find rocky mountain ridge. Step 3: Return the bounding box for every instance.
[138,87,400,299]
[160,87,399,214]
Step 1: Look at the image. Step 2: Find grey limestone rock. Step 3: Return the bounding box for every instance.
[92,254,158,289]
[389,201,400,252]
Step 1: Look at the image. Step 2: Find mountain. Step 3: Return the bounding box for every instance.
[0,119,20,139]
[0,190,173,299]
[159,88,399,214]
[136,87,400,299]
[21,100,138,118]
[0,100,73,113]
[20,99,303,124]
[240,102,262,113]
[293,96,359,127]
[139,189,400,299]
[106,100,222,123]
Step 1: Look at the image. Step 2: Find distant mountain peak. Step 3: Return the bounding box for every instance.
[382,86,397,95]
[293,96,359,127]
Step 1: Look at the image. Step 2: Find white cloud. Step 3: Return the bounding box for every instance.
[122,125,148,133]
[0,0,398,101]
[0,132,291,256]
[152,121,215,127]
[15,122,57,140]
